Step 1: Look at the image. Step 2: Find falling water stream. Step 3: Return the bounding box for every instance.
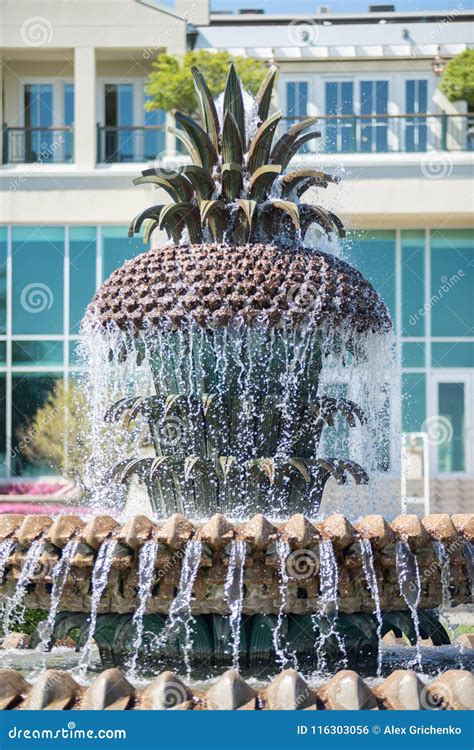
[433,541,452,610]
[395,541,422,668]
[35,540,79,654]
[272,540,291,668]
[164,540,202,676]
[316,540,347,671]
[128,540,158,676]
[0,539,14,584]
[76,539,117,676]
[223,540,246,670]
[2,539,44,638]
[359,539,383,675]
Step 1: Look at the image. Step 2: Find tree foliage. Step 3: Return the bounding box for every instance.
[17,379,90,486]
[440,50,474,108]
[145,50,269,116]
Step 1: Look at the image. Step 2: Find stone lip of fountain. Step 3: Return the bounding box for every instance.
[1,511,472,615]
[0,666,472,711]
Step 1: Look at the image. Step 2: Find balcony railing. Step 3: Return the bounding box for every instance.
[2,126,74,164]
[4,115,472,165]
[97,125,166,163]
[280,113,474,154]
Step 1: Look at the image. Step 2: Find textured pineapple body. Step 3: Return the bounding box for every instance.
[90,243,390,334]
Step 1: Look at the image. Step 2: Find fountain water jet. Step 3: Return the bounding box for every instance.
[396,540,422,668]
[161,540,202,676]
[35,539,78,653]
[224,539,246,670]
[2,539,44,638]
[128,540,158,676]
[272,540,292,668]
[359,538,383,675]
[76,539,117,676]
[316,540,347,671]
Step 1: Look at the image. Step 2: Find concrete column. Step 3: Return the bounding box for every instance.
[74,47,96,169]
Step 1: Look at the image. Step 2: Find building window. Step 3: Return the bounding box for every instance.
[402,230,425,337]
[11,373,59,477]
[360,80,388,153]
[24,84,53,162]
[64,83,75,161]
[344,230,396,322]
[12,227,64,335]
[430,229,473,338]
[406,79,428,152]
[69,227,97,335]
[287,81,309,122]
[325,81,354,153]
[438,382,465,472]
[104,83,134,162]
[102,226,145,280]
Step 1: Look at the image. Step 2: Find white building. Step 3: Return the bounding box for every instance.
[0,1,472,512]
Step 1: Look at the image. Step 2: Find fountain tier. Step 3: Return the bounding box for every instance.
[1,512,471,616]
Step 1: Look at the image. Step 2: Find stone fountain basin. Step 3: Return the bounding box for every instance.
[0,665,472,710]
[0,512,471,616]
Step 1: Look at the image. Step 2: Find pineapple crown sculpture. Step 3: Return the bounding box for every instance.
[87,65,392,519]
[130,65,344,248]
[90,64,390,334]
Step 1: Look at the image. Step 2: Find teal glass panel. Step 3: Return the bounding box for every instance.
[345,231,396,324]
[0,342,6,365]
[402,373,426,432]
[70,226,97,334]
[0,375,5,476]
[430,229,474,337]
[102,226,144,281]
[69,340,82,367]
[0,227,7,335]
[432,342,474,368]
[12,341,63,367]
[402,230,425,336]
[11,373,60,476]
[402,342,425,368]
[12,227,64,335]
[438,382,464,472]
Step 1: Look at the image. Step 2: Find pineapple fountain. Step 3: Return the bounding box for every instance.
[0,66,471,711]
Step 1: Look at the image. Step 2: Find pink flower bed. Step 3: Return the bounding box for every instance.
[1,482,64,496]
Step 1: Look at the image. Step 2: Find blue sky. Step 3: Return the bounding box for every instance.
[211,0,474,12]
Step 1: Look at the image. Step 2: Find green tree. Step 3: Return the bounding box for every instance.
[17,379,90,486]
[145,50,269,116]
[440,50,474,109]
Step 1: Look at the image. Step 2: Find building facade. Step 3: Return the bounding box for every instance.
[0,1,473,494]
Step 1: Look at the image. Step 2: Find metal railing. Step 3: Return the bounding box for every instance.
[280,112,474,153]
[97,125,166,163]
[2,126,74,164]
[3,114,472,164]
